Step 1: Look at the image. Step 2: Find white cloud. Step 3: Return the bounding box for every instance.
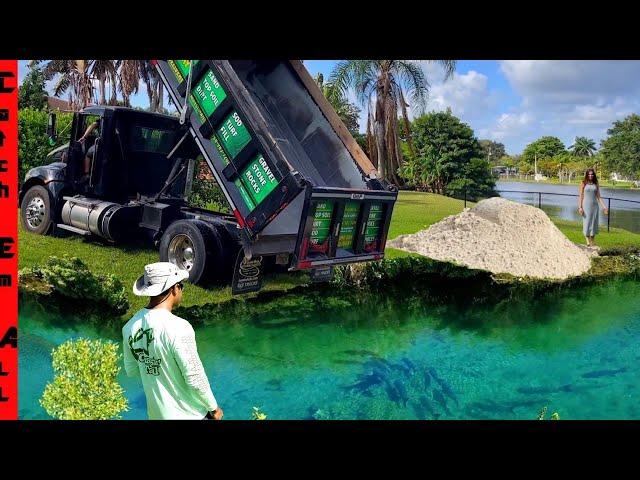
[490,112,535,142]
[489,60,640,153]
[426,70,495,120]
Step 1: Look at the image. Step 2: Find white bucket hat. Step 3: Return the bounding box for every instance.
[133,262,190,297]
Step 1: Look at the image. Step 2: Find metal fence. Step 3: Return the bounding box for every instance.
[463,188,640,233]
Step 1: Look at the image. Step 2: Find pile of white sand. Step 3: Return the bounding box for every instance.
[388,197,593,280]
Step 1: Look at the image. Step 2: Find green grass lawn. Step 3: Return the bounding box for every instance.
[18,219,307,316]
[18,191,640,313]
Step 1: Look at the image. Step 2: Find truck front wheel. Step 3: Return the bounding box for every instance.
[20,185,53,235]
[159,220,224,285]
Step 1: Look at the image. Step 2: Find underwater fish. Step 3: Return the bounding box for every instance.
[391,362,412,376]
[363,358,392,373]
[437,381,459,406]
[401,358,416,373]
[517,385,571,395]
[341,349,382,358]
[131,394,148,410]
[232,387,252,396]
[520,382,613,396]
[416,395,440,420]
[332,359,366,366]
[411,400,427,419]
[393,379,409,407]
[427,367,438,378]
[19,333,56,362]
[265,379,284,391]
[385,383,400,404]
[582,367,628,379]
[427,368,458,406]
[423,370,432,388]
[466,398,550,416]
[432,389,452,415]
[343,372,384,393]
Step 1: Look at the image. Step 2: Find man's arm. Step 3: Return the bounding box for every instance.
[79,121,98,141]
[122,334,140,378]
[171,323,219,414]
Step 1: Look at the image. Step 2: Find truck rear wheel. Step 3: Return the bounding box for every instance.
[20,185,53,235]
[159,220,226,285]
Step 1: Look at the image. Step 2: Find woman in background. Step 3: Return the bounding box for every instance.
[578,168,608,247]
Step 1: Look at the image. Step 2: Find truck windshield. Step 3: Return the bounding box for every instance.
[130,126,178,154]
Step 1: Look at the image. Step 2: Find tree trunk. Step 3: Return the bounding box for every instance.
[109,71,118,105]
[99,78,106,105]
[374,119,386,179]
[158,81,164,112]
[399,90,415,159]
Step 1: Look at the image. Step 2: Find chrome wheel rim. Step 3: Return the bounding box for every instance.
[26,196,46,229]
[168,234,195,271]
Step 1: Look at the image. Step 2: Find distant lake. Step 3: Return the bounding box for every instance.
[496,181,640,234]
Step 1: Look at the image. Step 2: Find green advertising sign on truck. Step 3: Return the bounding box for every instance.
[364,203,384,249]
[338,201,360,250]
[310,201,334,252]
[217,111,251,158]
[193,69,227,117]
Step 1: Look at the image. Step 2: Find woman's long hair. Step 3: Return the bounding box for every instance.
[582,168,599,185]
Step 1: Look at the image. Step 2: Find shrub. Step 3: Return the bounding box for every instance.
[18,108,73,186]
[20,256,129,315]
[188,158,230,213]
[40,338,129,420]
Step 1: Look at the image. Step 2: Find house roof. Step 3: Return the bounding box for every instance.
[46,96,71,112]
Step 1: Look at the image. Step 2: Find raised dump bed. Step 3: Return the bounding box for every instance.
[155,60,398,271]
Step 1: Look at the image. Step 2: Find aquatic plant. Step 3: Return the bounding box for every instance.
[536,406,560,420]
[40,338,129,420]
[19,256,129,316]
[251,406,267,420]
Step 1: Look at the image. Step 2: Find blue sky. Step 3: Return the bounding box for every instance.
[19,60,640,155]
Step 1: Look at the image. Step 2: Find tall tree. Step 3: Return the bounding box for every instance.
[329,60,456,185]
[600,114,640,178]
[117,59,141,107]
[478,140,506,164]
[399,109,494,198]
[522,136,566,164]
[90,60,117,105]
[19,64,47,110]
[31,60,94,111]
[569,136,596,157]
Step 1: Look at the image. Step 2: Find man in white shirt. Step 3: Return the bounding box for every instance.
[122,262,223,420]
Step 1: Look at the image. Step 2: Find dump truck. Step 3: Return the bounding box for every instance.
[19,60,398,293]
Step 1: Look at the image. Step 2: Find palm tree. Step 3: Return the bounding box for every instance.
[90,60,117,105]
[31,60,95,111]
[329,60,456,185]
[117,59,142,107]
[116,60,164,111]
[314,73,360,134]
[569,136,596,157]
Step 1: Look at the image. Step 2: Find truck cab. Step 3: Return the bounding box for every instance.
[20,106,242,284]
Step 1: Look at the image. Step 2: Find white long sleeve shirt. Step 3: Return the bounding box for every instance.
[122,308,218,420]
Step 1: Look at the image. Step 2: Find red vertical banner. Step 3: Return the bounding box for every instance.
[0,60,18,420]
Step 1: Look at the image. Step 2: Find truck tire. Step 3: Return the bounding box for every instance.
[159,220,225,285]
[20,185,53,235]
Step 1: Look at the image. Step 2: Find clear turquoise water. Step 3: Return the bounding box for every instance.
[19,278,640,420]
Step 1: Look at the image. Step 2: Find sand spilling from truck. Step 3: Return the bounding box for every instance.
[388,197,593,280]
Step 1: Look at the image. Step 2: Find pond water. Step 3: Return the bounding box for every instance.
[496,181,640,233]
[19,277,640,420]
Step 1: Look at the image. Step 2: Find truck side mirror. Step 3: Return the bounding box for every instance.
[47,113,57,145]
